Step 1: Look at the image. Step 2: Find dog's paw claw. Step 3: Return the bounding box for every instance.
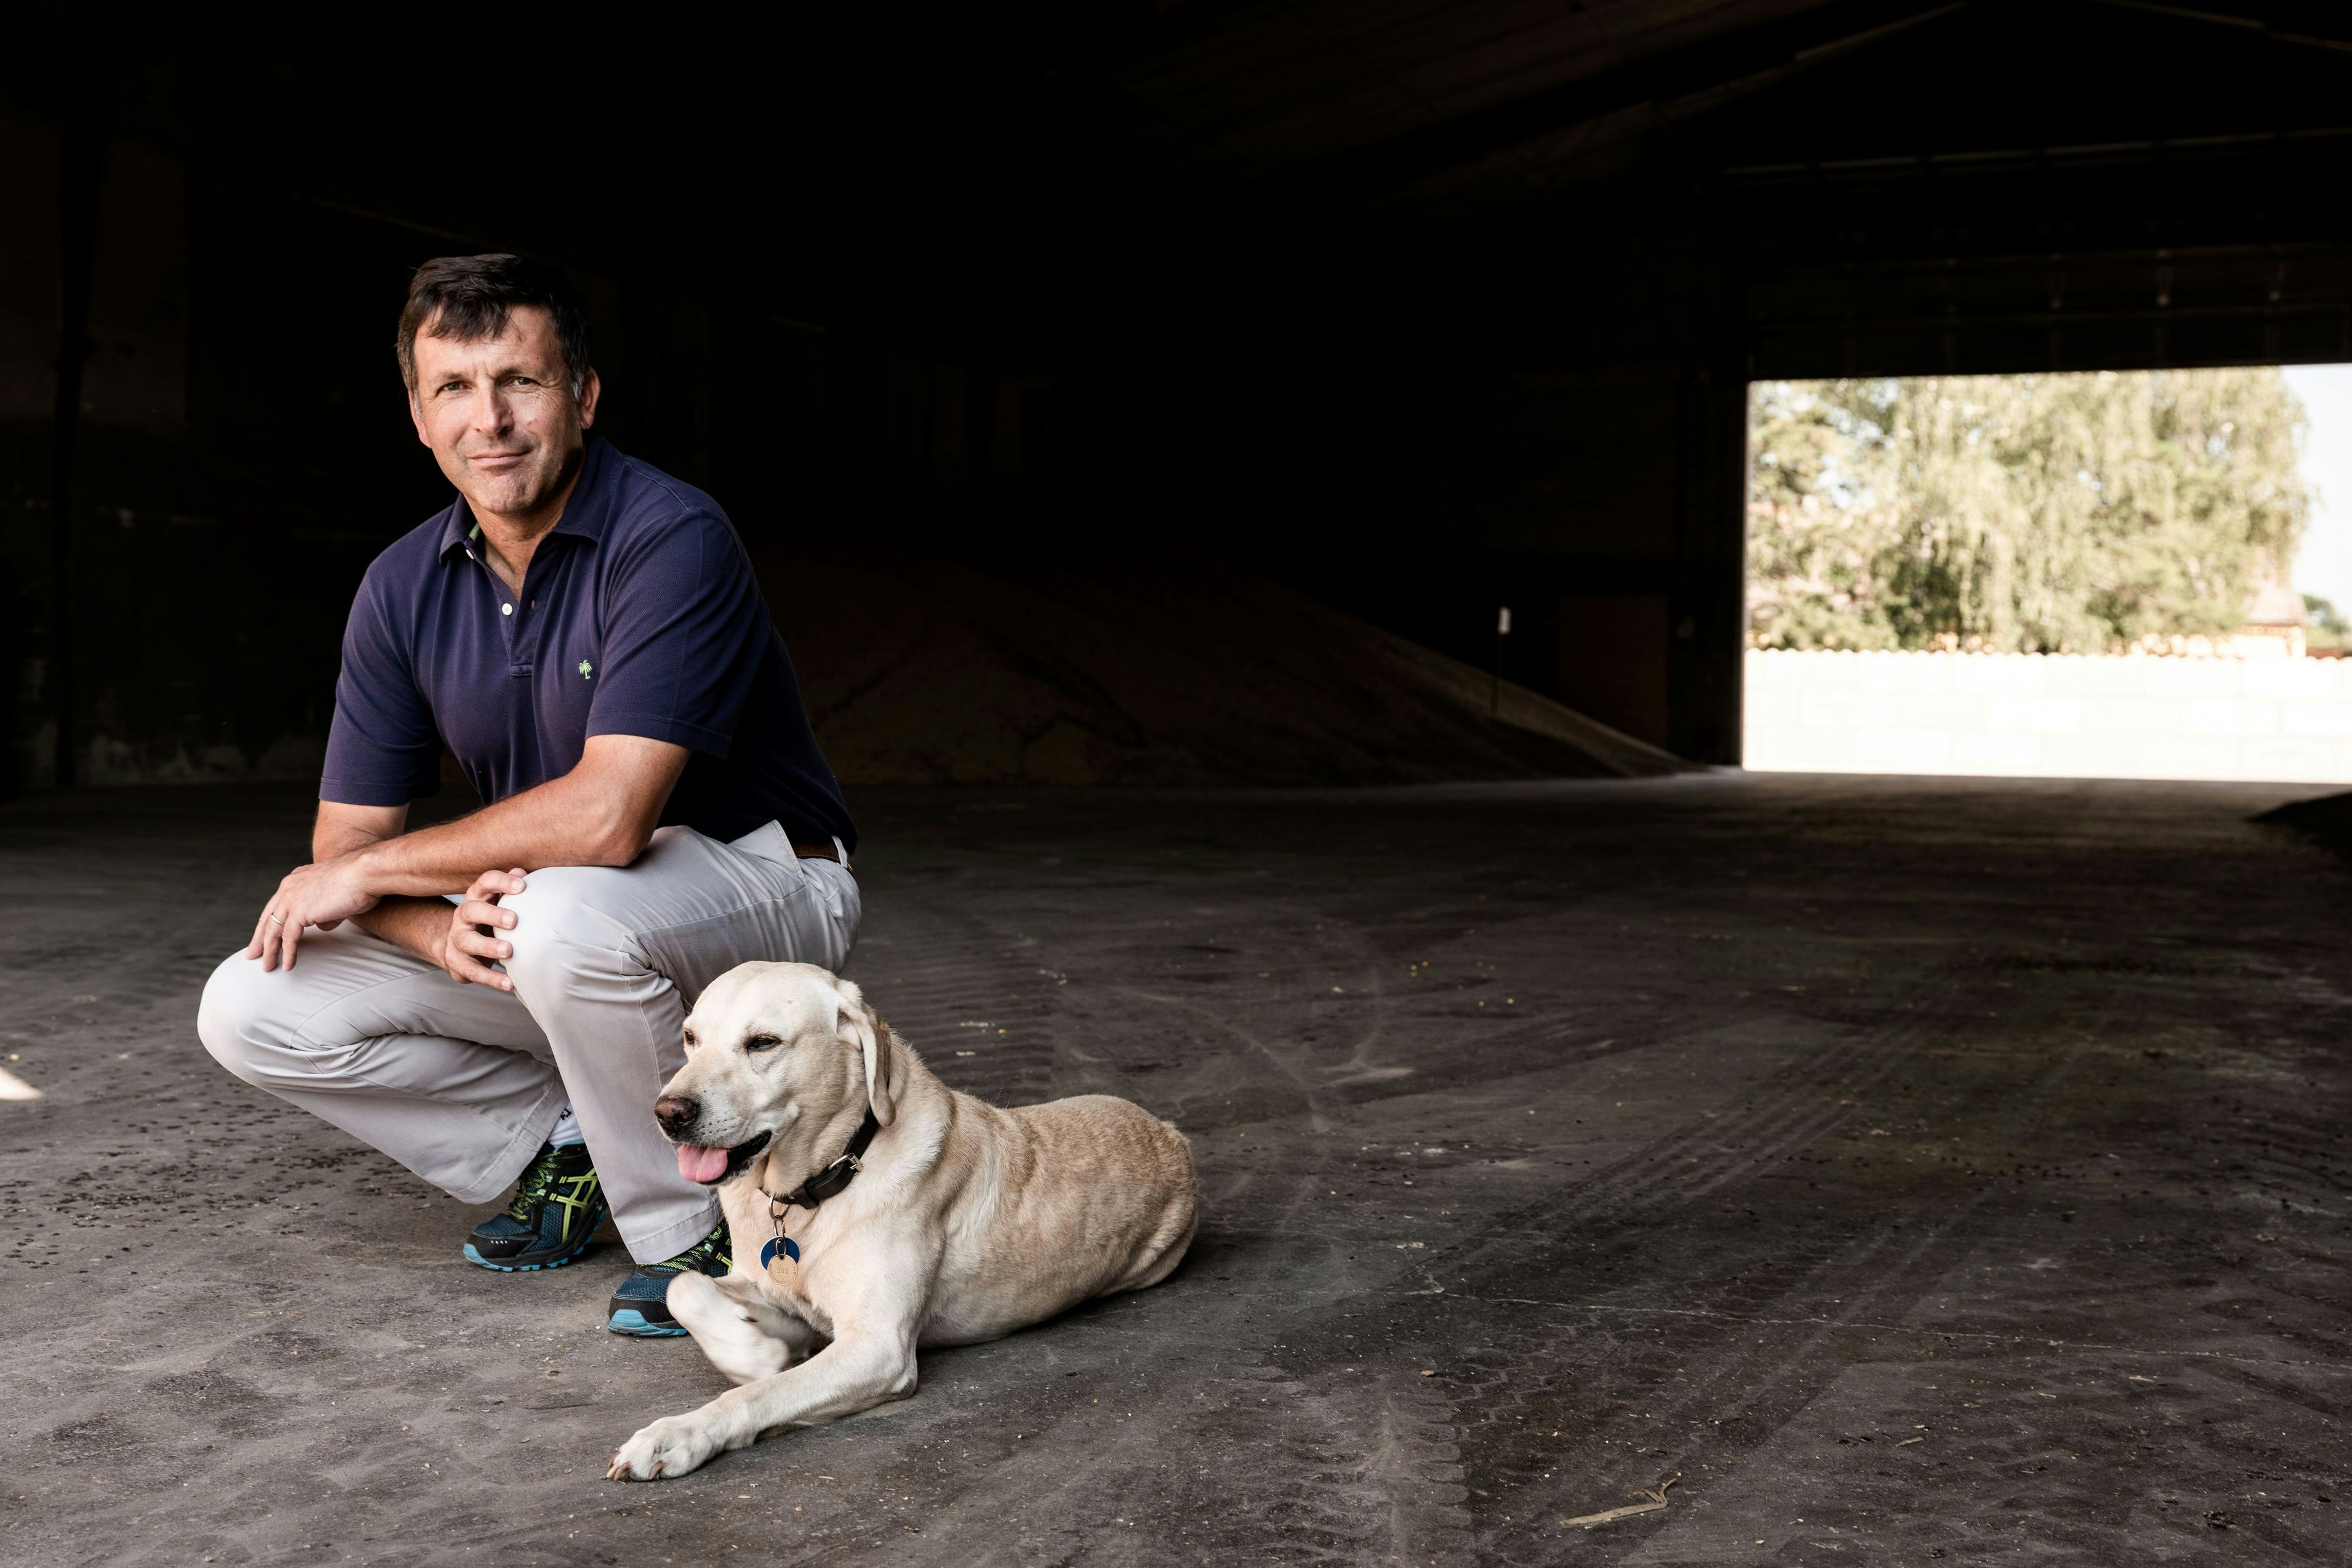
[609,1420,708,1482]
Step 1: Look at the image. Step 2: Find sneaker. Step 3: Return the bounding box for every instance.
[463,1141,606,1272]
[606,1222,731,1337]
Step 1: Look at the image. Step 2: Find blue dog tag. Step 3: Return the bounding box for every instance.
[760,1235,800,1269]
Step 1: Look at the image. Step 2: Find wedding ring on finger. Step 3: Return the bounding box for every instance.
[267,914,285,925]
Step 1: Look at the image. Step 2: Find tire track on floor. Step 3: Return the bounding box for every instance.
[844,895,1060,1108]
[1471,982,2135,1561]
[1431,974,1975,1295]
[1233,971,2029,1562]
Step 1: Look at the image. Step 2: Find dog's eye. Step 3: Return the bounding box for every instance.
[681,1028,697,1049]
[745,1034,784,1052]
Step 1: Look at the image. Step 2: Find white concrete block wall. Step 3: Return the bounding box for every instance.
[1744,649,2352,781]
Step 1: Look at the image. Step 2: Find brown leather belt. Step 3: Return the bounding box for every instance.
[793,841,842,864]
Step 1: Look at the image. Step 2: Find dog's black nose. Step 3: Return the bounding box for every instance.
[654,1094,700,1134]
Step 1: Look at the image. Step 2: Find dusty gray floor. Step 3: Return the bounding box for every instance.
[4,774,2350,1566]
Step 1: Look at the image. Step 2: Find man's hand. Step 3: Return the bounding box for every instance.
[248,853,383,971]
[442,869,529,991]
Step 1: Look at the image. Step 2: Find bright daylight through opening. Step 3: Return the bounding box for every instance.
[1743,365,2352,783]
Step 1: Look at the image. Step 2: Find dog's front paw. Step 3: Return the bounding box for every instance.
[607,1415,719,1482]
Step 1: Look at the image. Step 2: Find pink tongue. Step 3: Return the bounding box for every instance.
[677,1144,731,1184]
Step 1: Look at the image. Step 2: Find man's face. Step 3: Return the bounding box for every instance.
[407,305,600,524]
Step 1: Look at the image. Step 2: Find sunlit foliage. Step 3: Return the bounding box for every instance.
[1747,371,2311,652]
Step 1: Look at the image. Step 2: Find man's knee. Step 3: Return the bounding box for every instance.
[196,949,279,1087]
[499,865,638,991]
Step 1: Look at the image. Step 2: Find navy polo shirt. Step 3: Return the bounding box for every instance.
[320,437,856,853]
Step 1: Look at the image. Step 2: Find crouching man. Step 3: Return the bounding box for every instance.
[198,254,860,1336]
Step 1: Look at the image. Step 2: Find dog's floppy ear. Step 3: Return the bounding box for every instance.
[831,977,897,1128]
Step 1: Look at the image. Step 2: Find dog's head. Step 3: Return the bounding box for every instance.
[653,961,898,1189]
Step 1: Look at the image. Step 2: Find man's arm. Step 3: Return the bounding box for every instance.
[248,734,690,972]
[348,733,689,894]
[315,800,408,862]
[313,800,518,982]
[307,800,458,968]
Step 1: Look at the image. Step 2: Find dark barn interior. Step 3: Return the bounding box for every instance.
[7,4,2352,1563]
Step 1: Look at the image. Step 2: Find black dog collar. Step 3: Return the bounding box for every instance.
[773,1108,881,1212]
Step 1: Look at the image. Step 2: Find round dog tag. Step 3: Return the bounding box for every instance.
[760,1235,800,1269]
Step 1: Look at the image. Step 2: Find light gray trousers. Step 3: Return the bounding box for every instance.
[198,821,860,1264]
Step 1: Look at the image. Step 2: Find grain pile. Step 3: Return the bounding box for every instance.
[2254,789,2352,852]
[757,550,1690,786]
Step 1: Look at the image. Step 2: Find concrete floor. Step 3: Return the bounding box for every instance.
[4,774,2350,1566]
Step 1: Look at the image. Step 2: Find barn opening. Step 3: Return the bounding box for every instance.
[1742,364,2352,782]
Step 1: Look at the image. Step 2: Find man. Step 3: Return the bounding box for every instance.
[198,254,860,1336]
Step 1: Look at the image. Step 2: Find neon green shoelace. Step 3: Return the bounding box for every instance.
[506,1151,599,1239]
[654,1226,731,1275]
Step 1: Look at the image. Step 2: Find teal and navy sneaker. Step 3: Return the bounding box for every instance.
[607,1223,731,1337]
[463,1141,606,1272]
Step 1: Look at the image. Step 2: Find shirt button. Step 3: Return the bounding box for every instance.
[502,603,513,616]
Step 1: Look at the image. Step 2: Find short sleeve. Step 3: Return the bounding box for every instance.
[584,511,766,758]
[319,565,442,805]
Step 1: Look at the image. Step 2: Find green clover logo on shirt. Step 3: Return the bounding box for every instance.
[577,660,593,680]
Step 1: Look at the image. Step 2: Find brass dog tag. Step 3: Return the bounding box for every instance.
[761,1233,800,1288]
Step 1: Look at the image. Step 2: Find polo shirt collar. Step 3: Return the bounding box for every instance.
[550,436,617,544]
[436,436,615,562]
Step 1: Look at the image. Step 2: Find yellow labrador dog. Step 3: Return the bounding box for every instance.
[607,961,1197,1482]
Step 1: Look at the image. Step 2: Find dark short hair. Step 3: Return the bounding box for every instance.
[395,253,593,398]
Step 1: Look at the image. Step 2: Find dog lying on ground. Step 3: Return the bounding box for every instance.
[607,961,1198,1482]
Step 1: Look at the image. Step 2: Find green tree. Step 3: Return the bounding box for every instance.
[1748,370,2311,653]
